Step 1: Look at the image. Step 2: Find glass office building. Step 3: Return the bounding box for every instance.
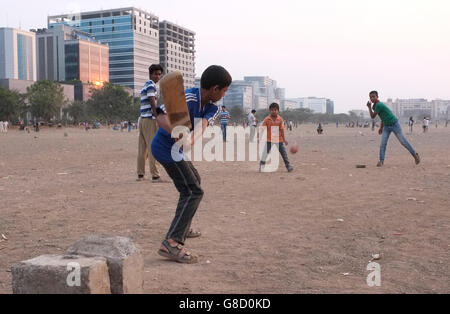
[0,28,36,81]
[65,39,109,84]
[35,25,108,84]
[48,7,159,95]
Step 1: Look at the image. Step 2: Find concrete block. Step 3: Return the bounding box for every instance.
[12,255,111,294]
[67,235,144,294]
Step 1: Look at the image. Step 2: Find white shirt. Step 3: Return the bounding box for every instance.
[248,113,257,126]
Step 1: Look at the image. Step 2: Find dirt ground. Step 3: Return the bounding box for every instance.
[0,123,449,294]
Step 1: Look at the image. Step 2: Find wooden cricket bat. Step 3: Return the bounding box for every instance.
[159,71,192,130]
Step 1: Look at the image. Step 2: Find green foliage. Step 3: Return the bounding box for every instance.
[64,101,88,124]
[229,106,245,123]
[86,83,135,124]
[27,80,66,122]
[0,87,24,122]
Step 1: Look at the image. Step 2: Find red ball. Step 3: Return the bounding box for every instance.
[290,144,299,154]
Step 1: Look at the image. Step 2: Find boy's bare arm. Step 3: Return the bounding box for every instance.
[280,128,288,146]
[367,102,378,119]
[156,114,172,134]
[190,118,209,145]
[149,96,158,117]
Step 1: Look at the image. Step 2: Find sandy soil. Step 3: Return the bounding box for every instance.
[0,124,449,294]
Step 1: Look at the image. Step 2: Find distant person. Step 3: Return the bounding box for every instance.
[336,121,339,128]
[137,64,164,182]
[34,121,39,132]
[219,106,231,142]
[423,117,429,133]
[248,109,258,142]
[128,120,132,132]
[435,120,438,128]
[367,91,420,167]
[317,123,323,135]
[372,119,376,131]
[289,120,293,132]
[85,122,89,131]
[0,121,4,133]
[409,117,415,133]
[260,103,293,173]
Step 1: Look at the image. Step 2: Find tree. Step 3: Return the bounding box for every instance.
[0,87,23,122]
[64,101,88,124]
[86,83,134,124]
[229,105,244,123]
[27,80,66,122]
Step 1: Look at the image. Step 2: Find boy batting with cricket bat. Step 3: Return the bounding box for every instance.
[151,65,232,264]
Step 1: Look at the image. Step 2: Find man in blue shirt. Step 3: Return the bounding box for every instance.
[219,106,231,142]
[151,65,232,264]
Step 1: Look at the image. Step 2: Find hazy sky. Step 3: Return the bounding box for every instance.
[2,0,450,113]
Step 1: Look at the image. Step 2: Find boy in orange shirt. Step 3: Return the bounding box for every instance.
[260,103,294,173]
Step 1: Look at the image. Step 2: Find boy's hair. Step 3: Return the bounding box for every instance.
[201,65,232,90]
[222,106,226,109]
[269,103,280,111]
[149,64,163,75]
[251,110,256,113]
[370,91,379,97]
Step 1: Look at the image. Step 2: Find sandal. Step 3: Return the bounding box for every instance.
[158,240,198,264]
[186,229,202,239]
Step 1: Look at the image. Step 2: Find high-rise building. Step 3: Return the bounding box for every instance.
[386,98,450,120]
[326,99,335,115]
[159,21,195,89]
[0,28,36,81]
[286,97,334,114]
[243,76,281,110]
[65,38,109,84]
[48,7,160,95]
[223,80,253,113]
[34,25,109,84]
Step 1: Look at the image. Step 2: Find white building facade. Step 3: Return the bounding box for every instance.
[159,21,195,89]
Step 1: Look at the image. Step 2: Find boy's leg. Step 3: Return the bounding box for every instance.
[392,121,420,163]
[162,161,204,246]
[137,119,147,178]
[260,142,273,165]
[278,143,293,171]
[250,126,256,142]
[182,162,202,239]
[379,126,392,163]
[221,124,227,142]
[148,119,161,179]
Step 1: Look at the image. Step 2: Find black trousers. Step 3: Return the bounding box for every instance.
[161,161,204,245]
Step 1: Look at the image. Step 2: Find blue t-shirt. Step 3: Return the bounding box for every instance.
[220,111,230,125]
[151,88,220,164]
